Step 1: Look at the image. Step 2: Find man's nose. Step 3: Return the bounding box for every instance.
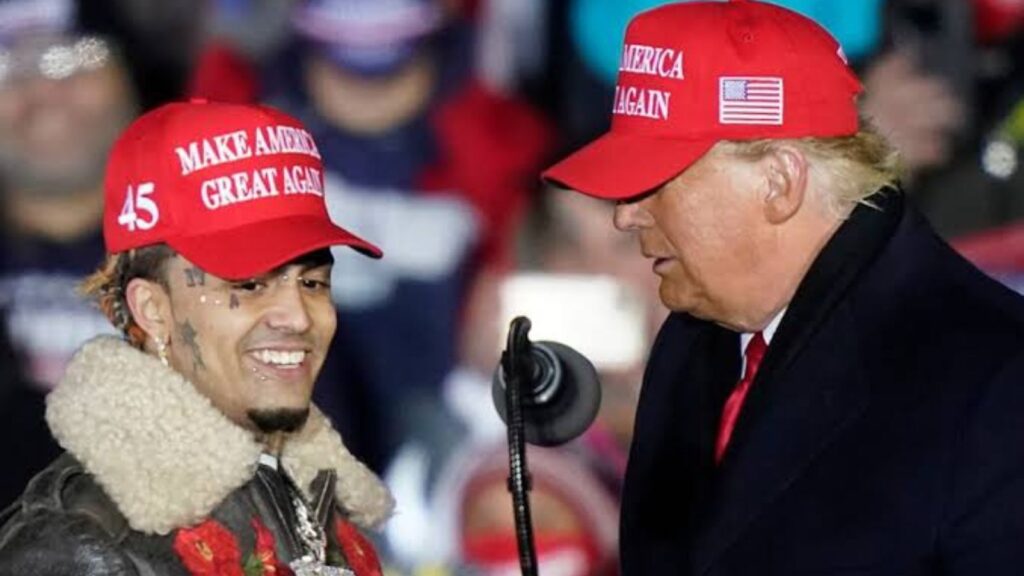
[614,200,653,231]
[265,283,313,333]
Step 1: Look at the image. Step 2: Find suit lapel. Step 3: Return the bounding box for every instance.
[620,316,739,572]
[692,306,870,574]
[691,190,905,574]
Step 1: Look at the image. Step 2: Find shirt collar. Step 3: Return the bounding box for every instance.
[740,307,786,353]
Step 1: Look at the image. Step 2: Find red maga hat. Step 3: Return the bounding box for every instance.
[103,99,382,279]
[543,0,863,200]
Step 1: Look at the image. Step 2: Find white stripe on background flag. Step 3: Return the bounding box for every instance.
[719,77,784,125]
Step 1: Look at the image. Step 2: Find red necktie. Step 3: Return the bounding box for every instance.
[715,331,767,463]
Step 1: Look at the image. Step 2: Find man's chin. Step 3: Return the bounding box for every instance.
[247,407,311,434]
[657,287,691,314]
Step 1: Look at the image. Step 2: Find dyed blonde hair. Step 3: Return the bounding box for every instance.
[79,245,176,348]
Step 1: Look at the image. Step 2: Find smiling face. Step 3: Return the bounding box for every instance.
[155,249,337,432]
[612,145,772,330]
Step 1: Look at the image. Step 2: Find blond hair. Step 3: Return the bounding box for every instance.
[79,245,176,348]
[724,118,901,218]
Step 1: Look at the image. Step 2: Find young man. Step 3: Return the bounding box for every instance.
[543,1,1024,574]
[0,100,393,576]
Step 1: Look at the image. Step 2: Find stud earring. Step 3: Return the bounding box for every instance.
[155,337,170,367]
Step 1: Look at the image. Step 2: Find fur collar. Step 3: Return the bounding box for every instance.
[46,336,393,535]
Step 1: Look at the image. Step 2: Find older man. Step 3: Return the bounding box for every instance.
[543,1,1024,575]
[0,101,393,575]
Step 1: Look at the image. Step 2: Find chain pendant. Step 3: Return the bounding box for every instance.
[289,555,355,576]
[291,491,327,561]
[279,466,353,575]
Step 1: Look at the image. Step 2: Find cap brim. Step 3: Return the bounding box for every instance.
[168,215,382,280]
[542,132,717,200]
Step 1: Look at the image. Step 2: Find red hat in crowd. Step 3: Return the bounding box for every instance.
[103,99,382,280]
[543,0,863,200]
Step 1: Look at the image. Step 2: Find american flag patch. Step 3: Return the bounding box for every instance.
[719,77,784,125]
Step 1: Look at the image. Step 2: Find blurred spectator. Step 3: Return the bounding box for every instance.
[189,0,298,103]
[0,0,132,502]
[882,0,1024,239]
[381,189,667,574]
[449,442,620,575]
[202,0,294,63]
[472,0,547,96]
[77,0,206,109]
[860,49,965,177]
[0,0,138,389]
[524,190,667,455]
[250,0,551,472]
[0,0,126,500]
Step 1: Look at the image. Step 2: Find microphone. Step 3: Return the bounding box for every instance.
[492,326,602,447]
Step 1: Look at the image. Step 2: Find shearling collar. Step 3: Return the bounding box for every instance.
[46,336,393,535]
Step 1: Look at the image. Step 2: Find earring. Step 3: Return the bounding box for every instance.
[155,337,170,367]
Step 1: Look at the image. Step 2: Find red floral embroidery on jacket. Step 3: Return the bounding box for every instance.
[174,517,297,576]
[173,519,244,576]
[334,518,382,576]
[246,518,293,576]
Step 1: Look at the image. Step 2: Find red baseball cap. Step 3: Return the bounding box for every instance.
[542,0,863,200]
[103,99,382,280]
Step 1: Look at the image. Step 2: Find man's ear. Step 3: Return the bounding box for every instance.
[125,278,172,347]
[761,144,809,225]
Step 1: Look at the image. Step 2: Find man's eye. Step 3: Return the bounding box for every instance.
[299,277,330,291]
[233,279,265,292]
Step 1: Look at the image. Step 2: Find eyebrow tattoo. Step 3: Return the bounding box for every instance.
[184,267,206,288]
[178,320,206,376]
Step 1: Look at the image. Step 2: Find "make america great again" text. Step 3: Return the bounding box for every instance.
[171,125,325,211]
[174,125,321,176]
[613,43,684,121]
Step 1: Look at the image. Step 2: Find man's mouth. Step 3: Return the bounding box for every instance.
[250,349,307,369]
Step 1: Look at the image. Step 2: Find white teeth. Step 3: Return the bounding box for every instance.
[254,349,306,366]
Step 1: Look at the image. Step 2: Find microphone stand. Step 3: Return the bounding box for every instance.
[501,316,539,576]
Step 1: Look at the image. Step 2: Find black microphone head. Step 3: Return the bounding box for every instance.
[493,340,602,446]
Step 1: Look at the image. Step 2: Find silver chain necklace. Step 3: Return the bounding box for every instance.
[280,468,354,576]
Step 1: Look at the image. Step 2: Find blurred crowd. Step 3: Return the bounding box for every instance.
[1,0,1024,574]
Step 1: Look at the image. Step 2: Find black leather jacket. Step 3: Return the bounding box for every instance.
[0,453,373,575]
[0,337,392,576]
